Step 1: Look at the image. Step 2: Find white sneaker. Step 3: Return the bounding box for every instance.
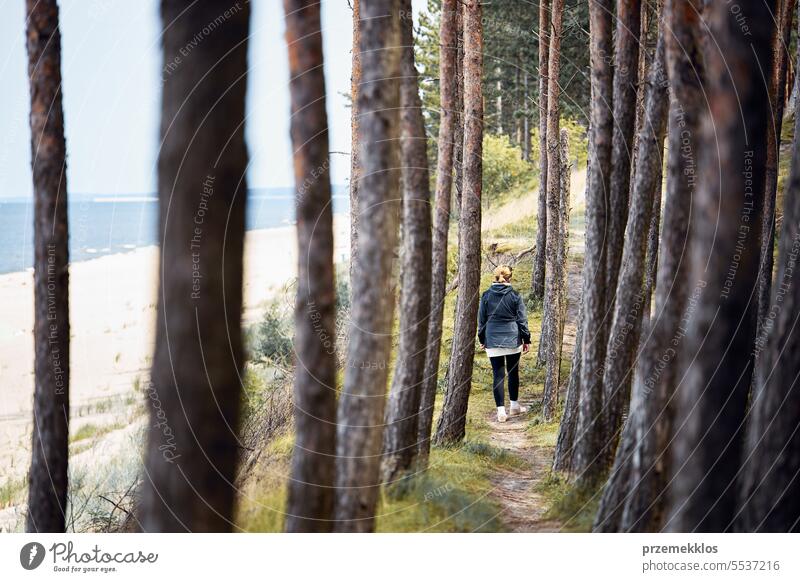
[509,403,528,416]
[497,407,508,423]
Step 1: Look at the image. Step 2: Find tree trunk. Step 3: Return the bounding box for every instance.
[531,0,550,302]
[609,0,705,531]
[25,0,70,533]
[453,7,465,218]
[382,0,433,483]
[417,0,459,469]
[523,70,532,162]
[432,0,483,447]
[739,6,800,533]
[556,129,572,382]
[754,0,796,363]
[552,300,583,472]
[666,0,775,532]
[140,0,250,532]
[639,0,662,330]
[604,0,642,307]
[641,183,662,328]
[540,0,565,420]
[349,0,362,298]
[573,0,614,487]
[283,0,337,533]
[334,0,401,532]
[599,33,669,473]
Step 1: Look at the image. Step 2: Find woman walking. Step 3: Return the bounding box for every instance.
[478,265,531,422]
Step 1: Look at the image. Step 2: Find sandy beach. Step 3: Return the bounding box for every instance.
[0,219,349,517]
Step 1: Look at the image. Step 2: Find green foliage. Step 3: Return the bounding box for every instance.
[252,301,293,365]
[482,133,535,198]
[415,0,589,152]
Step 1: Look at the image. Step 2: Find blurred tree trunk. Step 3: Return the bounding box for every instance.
[25,0,70,534]
[432,0,483,446]
[141,0,250,532]
[667,0,774,532]
[540,0,565,420]
[418,0,459,468]
[740,6,800,532]
[334,0,401,532]
[573,0,614,487]
[531,0,550,302]
[755,0,796,363]
[599,32,669,473]
[283,0,337,533]
[604,0,641,308]
[349,0,361,299]
[382,0,433,483]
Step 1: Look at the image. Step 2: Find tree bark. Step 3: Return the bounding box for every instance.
[381,0,433,483]
[531,0,550,302]
[141,0,250,532]
[573,0,614,487]
[754,0,796,364]
[432,0,483,446]
[599,33,669,473]
[283,0,338,533]
[739,5,800,533]
[453,7,465,217]
[666,0,775,532]
[552,300,583,472]
[25,0,70,533]
[418,0,459,469]
[641,183,662,329]
[604,0,642,307]
[540,0,565,420]
[595,6,703,526]
[349,0,362,298]
[556,129,572,380]
[334,0,401,532]
[610,0,705,531]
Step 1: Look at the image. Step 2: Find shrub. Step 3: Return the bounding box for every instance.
[253,302,293,365]
[482,133,534,199]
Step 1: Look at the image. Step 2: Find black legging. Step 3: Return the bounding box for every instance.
[489,352,521,407]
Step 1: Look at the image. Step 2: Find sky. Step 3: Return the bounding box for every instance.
[0,0,402,199]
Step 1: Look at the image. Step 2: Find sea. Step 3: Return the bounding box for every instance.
[0,187,348,275]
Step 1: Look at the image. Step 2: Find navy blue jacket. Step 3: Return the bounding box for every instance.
[477,283,531,348]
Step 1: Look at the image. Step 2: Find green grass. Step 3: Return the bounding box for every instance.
[535,473,601,532]
[0,477,26,508]
[70,421,124,444]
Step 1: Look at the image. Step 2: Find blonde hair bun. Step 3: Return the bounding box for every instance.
[493,265,513,283]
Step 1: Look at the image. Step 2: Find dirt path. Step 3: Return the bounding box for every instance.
[486,415,563,532]
[480,219,585,533]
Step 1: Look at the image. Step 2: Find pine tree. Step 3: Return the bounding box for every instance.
[382,0,433,482]
[141,0,250,532]
[334,0,402,532]
[283,0,338,533]
[25,0,70,533]
[432,0,484,446]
